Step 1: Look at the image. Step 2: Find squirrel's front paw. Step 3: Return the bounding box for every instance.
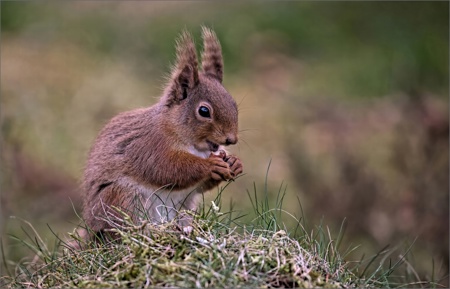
[225,155,243,178]
[209,154,233,181]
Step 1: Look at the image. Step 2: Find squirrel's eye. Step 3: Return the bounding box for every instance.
[198,106,211,118]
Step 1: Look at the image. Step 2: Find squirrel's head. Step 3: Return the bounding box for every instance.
[161,27,238,153]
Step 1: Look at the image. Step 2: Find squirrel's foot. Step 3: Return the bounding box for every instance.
[182,225,193,235]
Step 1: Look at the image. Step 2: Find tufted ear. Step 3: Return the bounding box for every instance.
[164,30,199,106]
[201,26,223,83]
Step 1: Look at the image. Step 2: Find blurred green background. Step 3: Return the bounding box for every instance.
[1,1,448,285]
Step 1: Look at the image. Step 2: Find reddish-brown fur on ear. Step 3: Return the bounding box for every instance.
[164,30,199,106]
[201,26,223,83]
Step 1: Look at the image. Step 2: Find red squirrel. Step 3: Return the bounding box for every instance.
[82,27,243,236]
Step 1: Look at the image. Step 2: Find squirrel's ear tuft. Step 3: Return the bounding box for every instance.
[164,30,199,106]
[201,26,223,83]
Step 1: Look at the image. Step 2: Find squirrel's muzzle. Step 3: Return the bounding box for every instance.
[225,134,238,146]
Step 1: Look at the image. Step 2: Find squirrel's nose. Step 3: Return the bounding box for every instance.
[225,134,238,146]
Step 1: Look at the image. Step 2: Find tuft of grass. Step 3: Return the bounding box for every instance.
[0,180,442,288]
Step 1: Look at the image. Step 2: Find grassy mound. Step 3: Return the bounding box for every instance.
[1,186,435,288]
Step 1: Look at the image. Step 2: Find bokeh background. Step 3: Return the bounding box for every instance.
[1,1,448,285]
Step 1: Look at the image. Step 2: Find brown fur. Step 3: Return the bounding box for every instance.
[82,27,243,236]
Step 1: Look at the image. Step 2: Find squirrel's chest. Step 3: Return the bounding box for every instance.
[187,146,210,159]
[118,177,202,223]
